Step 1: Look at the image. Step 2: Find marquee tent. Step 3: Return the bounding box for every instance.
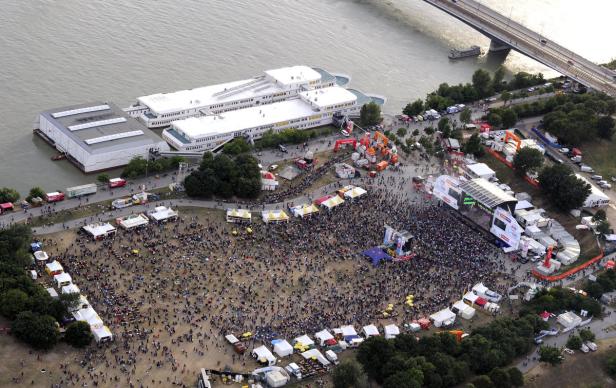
[92,325,113,343]
[321,195,344,210]
[429,308,456,328]
[362,324,379,337]
[251,345,276,366]
[117,214,149,230]
[45,260,63,276]
[34,250,49,263]
[82,222,117,240]
[314,195,334,206]
[290,203,319,218]
[384,324,400,339]
[272,339,293,357]
[46,287,59,299]
[344,186,367,200]
[62,284,80,295]
[451,300,476,320]
[315,329,334,346]
[301,349,330,366]
[73,307,103,329]
[362,247,392,266]
[226,209,252,223]
[262,210,290,224]
[54,272,72,288]
[293,334,315,349]
[147,206,179,222]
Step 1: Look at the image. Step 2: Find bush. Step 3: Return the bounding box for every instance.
[539,346,562,365]
[566,335,582,350]
[360,102,382,126]
[606,353,616,377]
[64,321,93,348]
[27,187,45,202]
[396,127,408,137]
[507,367,524,387]
[0,187,19,203]
[222,137,252,155]
[332,360,364,388]
[11,311,59,350]
[579,328,595,343]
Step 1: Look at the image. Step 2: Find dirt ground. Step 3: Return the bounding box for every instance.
[525,337,616,388]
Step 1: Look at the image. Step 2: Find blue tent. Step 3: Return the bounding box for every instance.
[362,247,392,266]
[30,242,42,253]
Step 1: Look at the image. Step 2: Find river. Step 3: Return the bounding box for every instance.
[0,0,614,194]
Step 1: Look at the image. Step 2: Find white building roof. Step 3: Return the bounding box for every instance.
[83,222,116,237]
[299,87,357,109]
[265,65,321,86]
[172,86,354,140]
[118,214,149,229]
[62,284,80,295]
[54,272,72,285]
[384,324,400,339]
[362,324,380,337]
[466,162,495,178]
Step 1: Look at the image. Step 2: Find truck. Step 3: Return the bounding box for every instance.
[580,165,594,173]
[66,183,97,198]
[45,192,65,203]
[108,178,127,188]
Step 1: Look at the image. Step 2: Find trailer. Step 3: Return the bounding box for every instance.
[108,178,127,188]
[45,192,65,203]
[66,183,97,198]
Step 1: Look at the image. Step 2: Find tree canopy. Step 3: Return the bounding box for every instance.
[121,156,184,179]
[403,99,425,117]
[11,311,59,350]
[332,359,365,388]
[539,346,562,365]
[538,164,591,211]
[460,107,472,124]
[462,133,485,158]
[64,321,93,348]
[513,148,544,176]
[184,152,261,199]
[0,187,19,203]
[360,102,382,126]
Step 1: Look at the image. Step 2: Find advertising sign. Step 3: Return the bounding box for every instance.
[490,207,522,251]
[432,175,461,210]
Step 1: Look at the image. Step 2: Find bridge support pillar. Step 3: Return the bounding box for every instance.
[489,38,511,53]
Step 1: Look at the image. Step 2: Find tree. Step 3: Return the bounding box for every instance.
[0,187,19,203]
[513,148,544,176]
[27,187,45,201]
[492,67,506,92]
[360,102,382,126]
[332,360,364,388]
[500,109,518,128]
[488,368,510,388]
[121,156,148,178]
[462,133,484,157]
[593,209,607,222]
[606,353,616,377]
[0,289,30,319]
[507,367,524,387]
[539,346,562,365]
[11,311,59,350]
[412,129,420,136]
[472,375,495,388]
[566,335,582,350]
[383,369,423,388]
[397,127,408,137]
[64,321,93,348]
[501,91,512,106]
[579,328,595,343]
[597,220,611,235]
[538,164,591,211]
[356,336,395,383]
[223,137,252,155]
[460,108,472,124]
[596,116,615,140]
[486,112,502,127]
[472,69,493,98]
[404,99,424,116]
[96,174,110,184]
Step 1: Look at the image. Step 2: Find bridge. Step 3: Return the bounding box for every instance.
[423,0,616,96]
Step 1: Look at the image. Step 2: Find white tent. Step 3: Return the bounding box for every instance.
[225,334,239,344]
[344,186,367,200]
[252,345,277,366]
[54,272,72,288]
[321,195,345,210]
[293,334,315,348]
[262,210,290,224]
[384,324,400,339]
[315,329,334,346]
[92,325,113,343]
[290,203,319,218]
[340,325,357,337]
[147,206,179,222]
[34,250,49,262]
[362,324,380,337]
[452,300,476,320]
[472,283,489,296]
[69,295,91,312]
[45,260,63,275]
[82,222,116,239]
[273,340,294,357]
[62,284,80,295]
[46,287,59,299]
[117,214,149,230]
[73,307,103,329]
[429,308,456,328]
[557,311,582,329]
[463,291,479,305]
[301,349,330,366]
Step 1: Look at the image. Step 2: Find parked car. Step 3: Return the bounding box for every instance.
[340,129,350,137]
[278,144,288,153]
[585,341,597,352]
[580,343,590,353]
[590,175,603,181]
[559,147,569,154]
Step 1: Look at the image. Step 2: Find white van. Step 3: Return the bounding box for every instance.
[580,165,594,173]
[590,175,603,181]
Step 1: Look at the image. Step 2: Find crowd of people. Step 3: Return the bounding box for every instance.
[23,154,518,388]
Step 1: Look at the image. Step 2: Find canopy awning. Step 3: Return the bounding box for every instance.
[344,186,367,199]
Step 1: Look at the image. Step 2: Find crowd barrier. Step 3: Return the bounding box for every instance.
[532,251,604,282]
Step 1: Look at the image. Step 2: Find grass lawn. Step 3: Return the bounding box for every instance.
[580,138,616,180]
[478,152,601,269]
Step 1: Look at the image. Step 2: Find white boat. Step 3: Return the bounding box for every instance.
[125,65,340,128]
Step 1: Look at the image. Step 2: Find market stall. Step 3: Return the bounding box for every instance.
[429,308,456,328]
[82,222,117,240]
[62,284,80,295]
[384,324,400,339]
[290,203,319,218]
[293,334,315,351]
[92,325,113,343]
[251,345,277,366]
[272,339,294,358]
[314,329,334,346]
[226,208,252,224]
[451,300,476,320]
[54,272,72,288]
[147,206,179,223]
[321,195,345,210]
[343,186,367,200]
[362,324,380,338]
[45,260,63,276]
[262,210,290,224]
[116,214,149,230]
[300,349,330,366]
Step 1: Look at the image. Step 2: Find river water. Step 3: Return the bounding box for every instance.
[0,0,614,194]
